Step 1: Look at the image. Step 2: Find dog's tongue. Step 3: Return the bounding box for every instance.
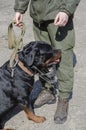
[47,59,60,66]
[50,59,60,65]
[54,59,60,63]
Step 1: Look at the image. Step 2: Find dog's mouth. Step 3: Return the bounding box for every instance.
[42,50,61,67]
[46,59,60,66]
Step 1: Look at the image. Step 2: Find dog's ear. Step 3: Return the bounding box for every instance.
[21,42,38,66]
[43,49,62,67]
[26,50,37,66]
[18,49,36,66]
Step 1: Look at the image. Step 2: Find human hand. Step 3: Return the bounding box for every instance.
[14,12,23,27]
[54,12,69,27]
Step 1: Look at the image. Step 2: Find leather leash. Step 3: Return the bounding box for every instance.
[8,21,26,68]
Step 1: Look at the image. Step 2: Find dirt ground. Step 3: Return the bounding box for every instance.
[0,0,86,130]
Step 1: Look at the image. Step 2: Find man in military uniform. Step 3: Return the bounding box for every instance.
[14,0,80,124]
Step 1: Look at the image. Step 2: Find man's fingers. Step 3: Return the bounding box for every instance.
[13,12,23,27]
[54,12,69,27]
[54,15,59,25]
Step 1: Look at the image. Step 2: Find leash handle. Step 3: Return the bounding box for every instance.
[8,21,26,49]
[8,21,26,68]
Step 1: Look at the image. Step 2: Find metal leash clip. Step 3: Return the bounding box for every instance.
[11,59,19,78]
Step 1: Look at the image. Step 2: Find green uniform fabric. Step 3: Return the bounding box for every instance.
[14,0,80,23]
[33,20,75,99]
[14,0,80,99]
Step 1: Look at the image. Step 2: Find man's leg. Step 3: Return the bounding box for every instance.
[33,22,56,107]
[33,21,51,43]
[47,20,75,123]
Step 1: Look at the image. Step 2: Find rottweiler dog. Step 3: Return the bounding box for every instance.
[0,41,61,130]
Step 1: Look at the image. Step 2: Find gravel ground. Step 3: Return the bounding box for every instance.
[0,0,86,130]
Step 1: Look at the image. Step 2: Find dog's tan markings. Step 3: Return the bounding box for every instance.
[43,51,62,66]
[20,104,46,123]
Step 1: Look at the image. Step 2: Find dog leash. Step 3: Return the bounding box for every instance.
[33,65,57,85]
[32,65,58,94]
[8,21,26,68]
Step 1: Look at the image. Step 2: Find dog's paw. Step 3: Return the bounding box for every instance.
[34,116,46,123]
[28,115,46,123]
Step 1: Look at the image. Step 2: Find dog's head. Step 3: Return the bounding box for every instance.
[18,41,61,68]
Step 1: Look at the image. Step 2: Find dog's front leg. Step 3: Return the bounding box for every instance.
[0,119,14,130]
[19,103,46,123]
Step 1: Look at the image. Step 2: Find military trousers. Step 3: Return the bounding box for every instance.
[33,19,75,99]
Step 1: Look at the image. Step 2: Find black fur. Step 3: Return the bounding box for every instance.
[0,41,60,128]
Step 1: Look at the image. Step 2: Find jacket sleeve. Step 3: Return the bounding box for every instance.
[59,0,81,16]
[14,0,30,14]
